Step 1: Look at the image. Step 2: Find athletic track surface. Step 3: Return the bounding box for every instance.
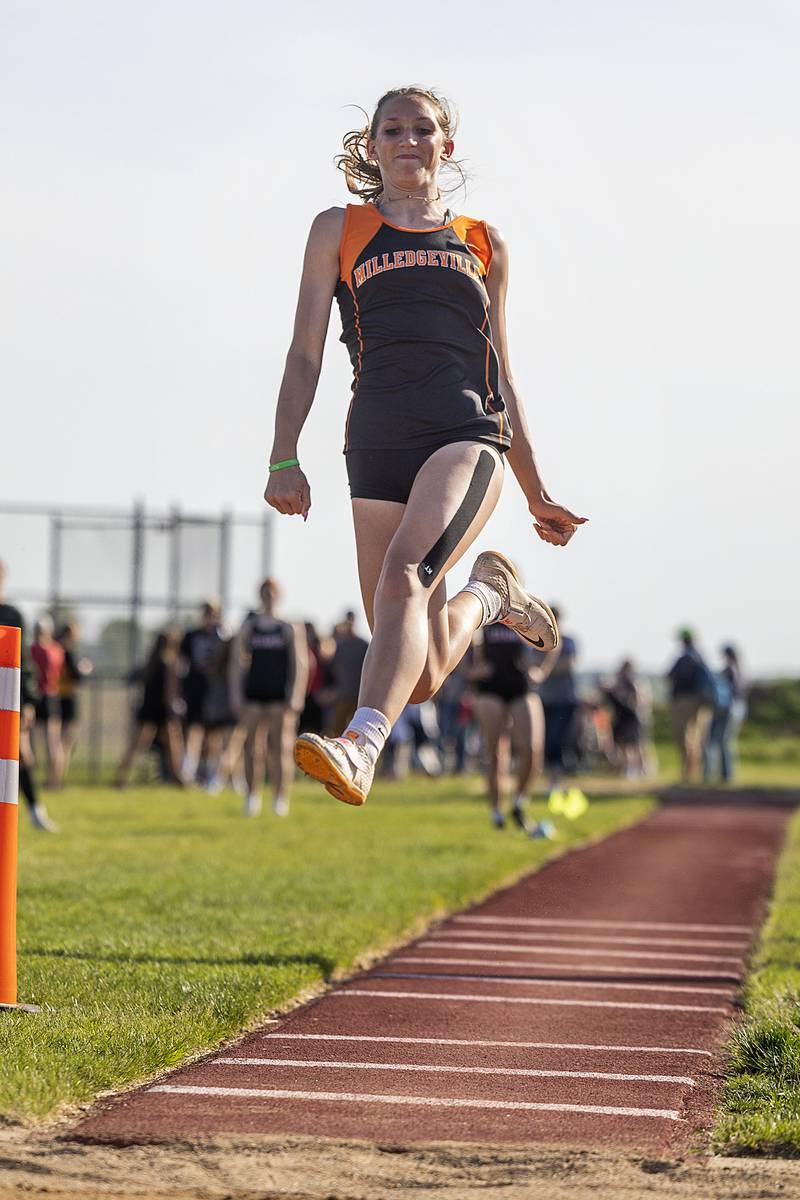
[75,802,788,1153]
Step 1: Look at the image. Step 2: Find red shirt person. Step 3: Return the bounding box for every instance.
[30,617,65,722]
[29,615,67,789]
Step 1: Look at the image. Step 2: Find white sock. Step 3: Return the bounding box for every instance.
[339,707,391,766]
[461,580,503,626]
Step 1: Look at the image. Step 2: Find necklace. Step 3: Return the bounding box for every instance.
[378,188,441,204]
[375,192,452,223]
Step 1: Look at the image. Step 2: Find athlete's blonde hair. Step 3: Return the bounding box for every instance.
[336,87,466,204]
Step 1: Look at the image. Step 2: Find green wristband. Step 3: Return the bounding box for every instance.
[269,458,300,473]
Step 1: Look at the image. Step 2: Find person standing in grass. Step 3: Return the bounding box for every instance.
[30,616,65,789]
[329,611,369,733]
[667,628,714,782]
[469,622,547,834]
[264,86,586,807]
[535,607,580,786]
[223,579,308,818]
[602,659,647,779]
[703,644,745,783]
[201,631,240,793]
[178,600,226,784]
[116,630,185,788]
[54,620,93,787]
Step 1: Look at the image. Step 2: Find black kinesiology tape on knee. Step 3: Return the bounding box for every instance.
[417,450,496,588]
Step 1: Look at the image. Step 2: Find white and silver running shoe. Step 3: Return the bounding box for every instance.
[244,791,263,818]
[294,732,374,807]
[469,550,559,650]
[29,803,58,833]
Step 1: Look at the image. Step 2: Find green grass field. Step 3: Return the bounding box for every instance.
[1,777,651,1123]
[714,802,800,1155]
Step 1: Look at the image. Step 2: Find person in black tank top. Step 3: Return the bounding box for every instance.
[221,578,308,818]
[469,624,547,834]
[179,600,227,784]
[265,87,587,808]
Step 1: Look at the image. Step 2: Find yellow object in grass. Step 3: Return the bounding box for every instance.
[563,787,589,820]
[547,788,566,815]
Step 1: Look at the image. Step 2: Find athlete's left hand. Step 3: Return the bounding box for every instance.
[529,496,588,547]
[264,465,312,521]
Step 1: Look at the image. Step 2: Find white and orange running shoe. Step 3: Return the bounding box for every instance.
[469,550,559,650]
[294,732,374,807]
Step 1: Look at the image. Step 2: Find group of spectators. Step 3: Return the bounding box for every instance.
[114,581,371,818]
[1,552,747,832]
[112,594,746,825]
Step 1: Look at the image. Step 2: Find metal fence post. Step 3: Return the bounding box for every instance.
[49,513,62,618]
[219,510,232,613]
[87,675,103,784]
[130,501,145,670]
[169,504,181,620]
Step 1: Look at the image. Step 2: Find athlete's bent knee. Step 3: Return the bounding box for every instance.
[376,559,425,607]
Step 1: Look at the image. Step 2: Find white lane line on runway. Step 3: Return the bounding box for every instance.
[212,1056,695,1086]
[150,1084,682,1120]
[393,956,740,981]
[263,1033,714,1056]
[334,988,729,1014]
[422,940,744,965]
[453,916,752,934]
[431,930,750,951]
[376,970,735,998]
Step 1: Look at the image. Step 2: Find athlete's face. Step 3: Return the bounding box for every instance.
[368,97,453,191]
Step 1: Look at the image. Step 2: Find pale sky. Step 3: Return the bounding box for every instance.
[2,0,798,675]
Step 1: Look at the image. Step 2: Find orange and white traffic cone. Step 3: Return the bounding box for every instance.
[0,626,39,1013]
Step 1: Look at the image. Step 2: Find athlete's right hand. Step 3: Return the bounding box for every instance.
[264,466,311,521]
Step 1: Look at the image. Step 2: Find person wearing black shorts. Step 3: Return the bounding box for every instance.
[55,620,92,787]
[201,633,239,793]
[264,87,587,808]
[178,600,226,783]
[222,579,308,817]
[470,620,546,833]
[30,617,64,789]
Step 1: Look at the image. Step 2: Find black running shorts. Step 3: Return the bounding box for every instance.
[346,440,506,504]
[475,681,531,705]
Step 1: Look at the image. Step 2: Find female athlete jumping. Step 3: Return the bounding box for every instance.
[265,87,586,807]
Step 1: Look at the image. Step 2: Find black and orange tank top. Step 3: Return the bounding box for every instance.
[335,204,512,454]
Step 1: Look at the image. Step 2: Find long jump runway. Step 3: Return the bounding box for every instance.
[75,802,789,1153]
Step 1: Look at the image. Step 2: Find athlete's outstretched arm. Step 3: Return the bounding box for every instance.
[265,208,344,519]
[485,225,587,547]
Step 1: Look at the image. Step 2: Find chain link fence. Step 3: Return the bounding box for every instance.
[0,501,272,781]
